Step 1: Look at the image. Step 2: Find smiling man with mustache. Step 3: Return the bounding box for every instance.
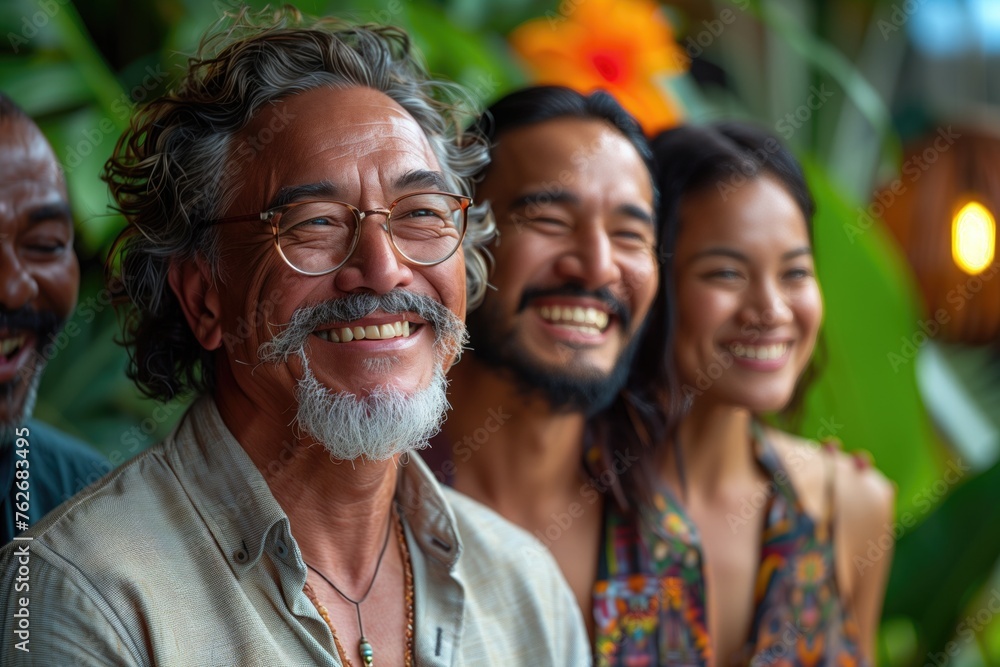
[0,13,588,666]
[0,93,107,546]
[423,86,666,645]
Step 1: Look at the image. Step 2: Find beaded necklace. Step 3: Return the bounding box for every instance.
[305,509,414,667]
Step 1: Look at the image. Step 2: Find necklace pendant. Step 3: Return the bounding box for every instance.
[359,636,374,666]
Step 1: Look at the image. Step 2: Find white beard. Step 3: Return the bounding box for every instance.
[256,289,465,463]
[293,349,448,462]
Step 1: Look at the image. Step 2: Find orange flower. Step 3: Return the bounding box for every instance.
[509,0,687,133]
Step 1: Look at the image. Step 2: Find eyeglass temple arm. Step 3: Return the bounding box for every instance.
[207,212,269,226]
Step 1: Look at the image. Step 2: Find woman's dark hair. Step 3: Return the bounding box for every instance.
[470,85,671,513]
[649,121,823,483]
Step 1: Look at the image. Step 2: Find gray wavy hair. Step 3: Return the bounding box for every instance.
[104,7,495,402]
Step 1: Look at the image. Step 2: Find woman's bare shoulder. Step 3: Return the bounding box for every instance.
[764,427,895,528]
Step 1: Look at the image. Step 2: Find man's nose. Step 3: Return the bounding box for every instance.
[0,244,38,311]
[554,225,622,290]
[332,212,414,294]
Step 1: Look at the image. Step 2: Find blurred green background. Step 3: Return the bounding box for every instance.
[2,0,999,664]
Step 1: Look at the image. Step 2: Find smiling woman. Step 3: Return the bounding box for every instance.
[587,122,895,667]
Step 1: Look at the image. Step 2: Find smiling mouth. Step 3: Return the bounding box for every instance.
[727,342,789,361]
[537,305,611,335]
[314,319,419,343]
[0,334,27,361]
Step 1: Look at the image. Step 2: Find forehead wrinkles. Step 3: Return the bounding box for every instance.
[299,116,436,164]
[0,130,64,192]
[230,92,441,208]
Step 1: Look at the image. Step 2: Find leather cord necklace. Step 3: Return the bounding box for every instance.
[306,510,393,667]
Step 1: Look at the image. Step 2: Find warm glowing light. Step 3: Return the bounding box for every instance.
[952,201,996,274]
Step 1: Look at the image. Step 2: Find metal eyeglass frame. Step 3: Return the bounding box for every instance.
[210,191,472,277]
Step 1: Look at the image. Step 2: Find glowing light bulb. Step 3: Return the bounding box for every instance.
[952,200,996,275]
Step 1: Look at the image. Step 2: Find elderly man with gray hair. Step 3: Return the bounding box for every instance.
[0,9,589,666]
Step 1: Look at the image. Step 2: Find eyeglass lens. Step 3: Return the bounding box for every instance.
[276,193,465,273]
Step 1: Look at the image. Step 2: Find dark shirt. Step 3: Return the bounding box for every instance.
[0,419,109,544]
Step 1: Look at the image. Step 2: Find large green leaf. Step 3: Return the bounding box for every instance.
[798,159,942,515]
[882,457,1000,664]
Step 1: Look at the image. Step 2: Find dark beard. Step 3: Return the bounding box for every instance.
[0,306,64,440]
[465,285,642,416]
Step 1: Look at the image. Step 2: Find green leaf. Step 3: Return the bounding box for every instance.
[882,458,1000,661]
[752,1,893,145]
[797,159,942,515]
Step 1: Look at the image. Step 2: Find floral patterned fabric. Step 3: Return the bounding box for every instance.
[593,425,866,667]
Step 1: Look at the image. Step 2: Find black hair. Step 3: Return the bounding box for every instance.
[471,85,656,199]
[470,85,671,512]
[649,121,823,478]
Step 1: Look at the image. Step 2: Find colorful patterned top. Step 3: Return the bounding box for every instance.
[593,424,866,667]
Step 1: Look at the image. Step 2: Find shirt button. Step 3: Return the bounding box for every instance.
[234,549,249,563]
[275,540,289,558]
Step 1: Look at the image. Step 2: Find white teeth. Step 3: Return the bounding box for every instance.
[728,342,788,361]
[1,335,26,356]
[316,321,414,344]
[536,305,611,332]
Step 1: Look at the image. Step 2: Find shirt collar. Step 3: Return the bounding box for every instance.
[164,397,463,575]
[163,397,288,574]
[397,449,463,568]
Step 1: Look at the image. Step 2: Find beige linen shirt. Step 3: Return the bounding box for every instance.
[0,398,590,666]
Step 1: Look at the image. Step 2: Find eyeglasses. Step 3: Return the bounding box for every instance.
[211,191,472,276]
